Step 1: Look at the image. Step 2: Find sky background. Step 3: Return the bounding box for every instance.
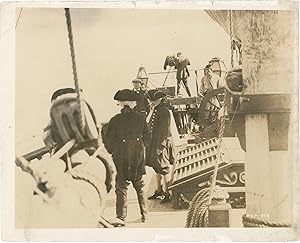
[16,8,231,153]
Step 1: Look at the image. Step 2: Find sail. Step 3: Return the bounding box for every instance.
[205,10,242,44]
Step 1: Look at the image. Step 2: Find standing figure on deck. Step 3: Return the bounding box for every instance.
[199,64,221,95]
[103,89,151,224]
[199,64,222,124]
[132,78,150,116]
[175,52,192,97]
[146,90,176,203]
[163,52,192,97]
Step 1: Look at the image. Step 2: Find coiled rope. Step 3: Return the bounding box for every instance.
[64,8,86,134]
[242,214,290,228]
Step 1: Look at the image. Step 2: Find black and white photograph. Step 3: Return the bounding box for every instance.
[0,1,299,241]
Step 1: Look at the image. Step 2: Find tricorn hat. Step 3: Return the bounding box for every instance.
[147,89,166,101]
[114,89,139,101]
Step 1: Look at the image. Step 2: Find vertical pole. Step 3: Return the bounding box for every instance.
[239,11,295,223]
[240,10,295,224]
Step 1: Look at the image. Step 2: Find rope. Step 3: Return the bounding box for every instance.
[228,94,241,129]
[185,188,209,227]
[185,91,228,227]
[185,11,234,228]
[147,77,158,89]
[64,8,86,134]
[162,66,172,86]
[242,214,290,227]
[208,90,227,205]
[148,68,205,75]
[229,10,234,68]
[195,70,199,96]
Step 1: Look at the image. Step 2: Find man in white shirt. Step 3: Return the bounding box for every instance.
[199,65,222,124]
[199,64,221,96]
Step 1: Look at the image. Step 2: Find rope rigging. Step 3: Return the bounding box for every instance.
[64,8,86,134]
[185,10,233,228]
[229,10,234,68]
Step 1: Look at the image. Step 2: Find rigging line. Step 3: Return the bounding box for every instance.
[15,8,23,29]
[195,70,200,96]
[147,77,158,89]
[229,10,234,68]
[149,68,204,75]
[64,8,85,133]
[162,66,171,87]
[228,96,240,129]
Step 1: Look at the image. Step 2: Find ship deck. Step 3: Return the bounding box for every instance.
[102,167,245,228]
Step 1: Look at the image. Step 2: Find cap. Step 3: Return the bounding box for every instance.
[132,78,142,83]
[114,89,139,101]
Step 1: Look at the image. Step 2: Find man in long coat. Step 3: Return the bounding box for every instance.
[146,90,175,203]
[103,89,151,224]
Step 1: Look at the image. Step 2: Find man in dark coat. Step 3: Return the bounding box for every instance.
[132,78,150,116]
[163,52,192,97]
[146,90,175,203]
[175,52,192,97]
[103,89,151,224]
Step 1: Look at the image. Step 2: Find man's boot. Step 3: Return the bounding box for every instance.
[133,179,148,223]
[148,190,164,200]
[115,186,128,224]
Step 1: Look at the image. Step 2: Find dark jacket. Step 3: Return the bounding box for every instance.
[163,55,177,70]
[103,106,151,181]
[146,102,175,169]
[133,89,150,116]
[175,58,190,80]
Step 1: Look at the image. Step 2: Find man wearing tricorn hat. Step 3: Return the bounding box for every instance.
[131,78,150,116]
[103,89,151,224]
[146,90,175,203]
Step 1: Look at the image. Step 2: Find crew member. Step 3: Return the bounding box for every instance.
[103,89,151,224]
[175,52,192,97]
[199,64,221,95]
[146,90,175,203]
[199,64,222,124]
[163,52,192,97]
[132,78,150,116]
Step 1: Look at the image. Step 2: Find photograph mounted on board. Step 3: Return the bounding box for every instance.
[0,2,298,241]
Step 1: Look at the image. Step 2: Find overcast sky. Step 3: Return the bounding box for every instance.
[16,8,230,153]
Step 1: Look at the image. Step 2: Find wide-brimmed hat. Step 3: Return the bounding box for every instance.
[114,89,139,101]
[147,89,167,101]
